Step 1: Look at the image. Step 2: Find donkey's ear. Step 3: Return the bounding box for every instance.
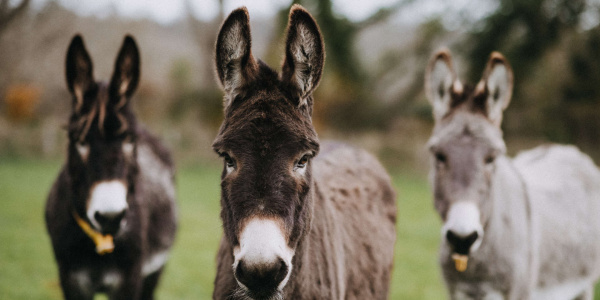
[475,52,513,126]
[66,35,94,111]
[425,48,461,121]
[110,35,140,101]
[281,5,325,108]
[215,7,258,108]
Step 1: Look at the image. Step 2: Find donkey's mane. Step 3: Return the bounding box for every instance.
[445,83,490,120]
[225,60,281,114]
[69,82,129,142]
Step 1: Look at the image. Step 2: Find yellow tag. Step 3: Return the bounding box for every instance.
[72,211,115,255]
[92,234,115,255]
[452,253,468,272]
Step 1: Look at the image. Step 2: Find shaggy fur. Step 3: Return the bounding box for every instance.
[45,35,177,300]
[212,5,397,300]
[426,49,600,300]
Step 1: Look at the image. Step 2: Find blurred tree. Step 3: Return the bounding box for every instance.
[168,59,194,120]
[275,0,406,83]
[462,0,600,158]
[465,0,586,84]
[268,0,409,131]
[0,1,73,93]
[183,0,226,129]
[185,0,224,88]
[376,18,450,122]
[554,26,600,158]
[0,0,31,97]
[4,83,39,122]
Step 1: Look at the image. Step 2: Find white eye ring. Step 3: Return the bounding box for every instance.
[226,164,235,174]
[294,154,311,175]
[222,153,235,174]
[76,142,90,161]
[295,155,309,169]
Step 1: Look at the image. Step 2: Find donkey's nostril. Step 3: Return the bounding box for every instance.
[235,258,288,296]
[94,210,125,234]
[446,230,479,255]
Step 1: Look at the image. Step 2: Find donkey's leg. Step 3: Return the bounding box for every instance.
[139,268,163,300]
[110,264,143,300]
[573,286,593,300]
[59,267,94,300]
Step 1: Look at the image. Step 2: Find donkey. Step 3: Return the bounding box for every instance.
[425,49,600,299]
[45,35,177,300]
[211,5,397,300]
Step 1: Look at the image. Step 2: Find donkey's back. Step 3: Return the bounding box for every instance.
[310,142,397,299]
[514,144,600,299]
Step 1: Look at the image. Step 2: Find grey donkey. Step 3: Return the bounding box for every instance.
[425,49,600,300]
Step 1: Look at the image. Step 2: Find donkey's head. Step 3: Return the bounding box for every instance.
[212,5,323,299]
[425,49,513,260]
[65,35,140,237]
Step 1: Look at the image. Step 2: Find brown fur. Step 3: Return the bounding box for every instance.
[212,6,397,300]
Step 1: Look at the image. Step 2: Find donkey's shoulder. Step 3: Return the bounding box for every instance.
[314,141,389,178]
[131,127,176,224]
[134,126,176,204]
[313,141,397,213]
[513,144,600,194]
[135,126,174,172]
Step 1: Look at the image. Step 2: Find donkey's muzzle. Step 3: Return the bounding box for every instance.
[95,210,125,235]
[446,230,479,255]
[235,258,288,297]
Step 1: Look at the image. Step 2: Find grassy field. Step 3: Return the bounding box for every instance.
[2,157,597,299]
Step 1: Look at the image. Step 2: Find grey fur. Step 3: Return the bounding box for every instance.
[212,6,396,299]
[426,49,600,299]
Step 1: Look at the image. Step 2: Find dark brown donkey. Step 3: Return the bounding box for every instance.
[212,5,397,300]
[45,35,177,300]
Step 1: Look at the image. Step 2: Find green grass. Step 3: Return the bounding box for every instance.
[0,158,225,299]
[391,172,445,299]
[1,158,597,299]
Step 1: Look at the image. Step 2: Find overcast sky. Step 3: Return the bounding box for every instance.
[29,0,496,26]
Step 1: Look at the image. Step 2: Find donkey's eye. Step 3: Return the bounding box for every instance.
[485,155,496,164]
[435,152,447,164]
[222,153,235,169]
[296,155,310,169]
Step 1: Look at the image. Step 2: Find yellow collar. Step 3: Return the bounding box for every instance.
[72,210,114,255]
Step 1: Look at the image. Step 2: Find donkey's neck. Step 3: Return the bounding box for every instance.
[472,155,534,280]
[284,180,346,299]
[487,156,531,229]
